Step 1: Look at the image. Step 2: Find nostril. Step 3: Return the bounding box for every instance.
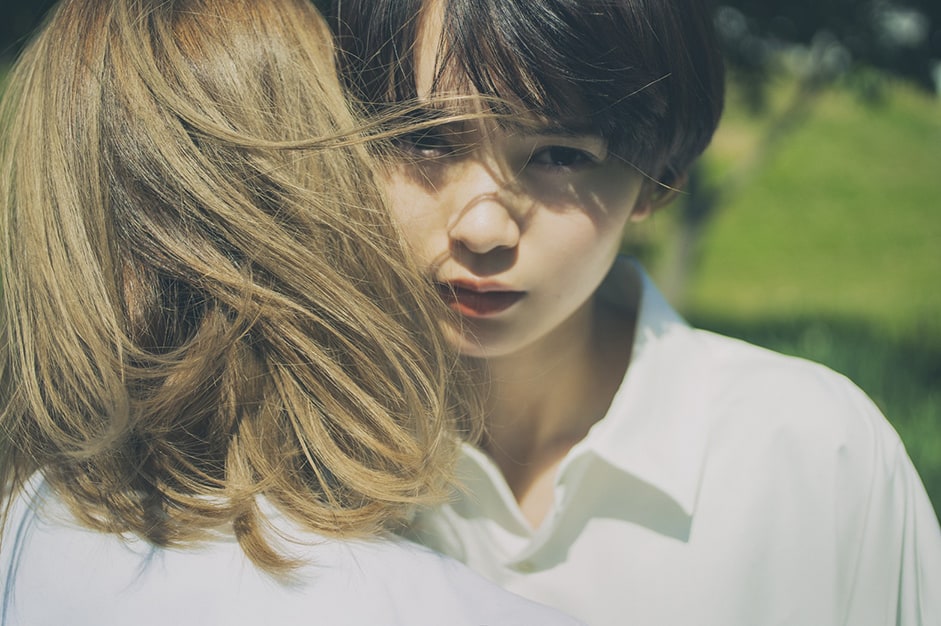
[449,239,518,276]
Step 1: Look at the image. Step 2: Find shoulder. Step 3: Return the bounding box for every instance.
[690,329,899,454]
[1,483,254,625]
[677,329,923,529]
[626,321,901,467]
[623,322,914,520]
[1,482,580,626]
[336,536,582,625]
[684,332,941,620]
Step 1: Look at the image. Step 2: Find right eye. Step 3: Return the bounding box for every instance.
[528,145,596,170]
[395,128,454,158]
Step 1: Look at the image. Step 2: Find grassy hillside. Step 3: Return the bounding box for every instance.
[692,78,941,338]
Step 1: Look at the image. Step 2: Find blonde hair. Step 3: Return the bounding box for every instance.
[0,0,475,573]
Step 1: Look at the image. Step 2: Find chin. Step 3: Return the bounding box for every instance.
[442,319,540,361]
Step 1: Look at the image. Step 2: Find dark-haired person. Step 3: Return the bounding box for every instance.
[328,0,941,624]
[0,0,587,624]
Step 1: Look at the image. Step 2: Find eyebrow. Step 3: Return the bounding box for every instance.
[492,116,604,144]
[401,106,453,123]
[525,123,599,137]
[398,105,489,135]
[401,105,602,141]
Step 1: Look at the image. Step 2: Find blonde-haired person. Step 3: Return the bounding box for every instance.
[0,1,582,624]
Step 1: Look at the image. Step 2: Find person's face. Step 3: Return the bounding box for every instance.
[383,2,650,360]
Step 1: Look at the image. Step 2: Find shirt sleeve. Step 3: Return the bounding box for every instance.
[838,389,941,626]
[895,452,941,625]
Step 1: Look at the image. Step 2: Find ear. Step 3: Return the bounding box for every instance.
[629,172,688,222]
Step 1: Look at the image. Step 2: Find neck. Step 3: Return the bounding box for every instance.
[469,295,635,525]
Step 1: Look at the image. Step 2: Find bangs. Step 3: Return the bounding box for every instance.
[434,0,669,163]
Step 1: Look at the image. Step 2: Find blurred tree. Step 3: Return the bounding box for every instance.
[1,1,57,61]
[719,0,940,100]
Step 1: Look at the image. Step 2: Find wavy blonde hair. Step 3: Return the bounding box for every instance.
[0,0,476,574]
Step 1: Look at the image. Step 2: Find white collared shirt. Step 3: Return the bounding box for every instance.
[407,258,941,626]
[0,477,583,626]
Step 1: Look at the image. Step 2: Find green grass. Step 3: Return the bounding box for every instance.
[634,73,941,518]
[689,78,941,339]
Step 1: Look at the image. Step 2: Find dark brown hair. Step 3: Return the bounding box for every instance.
[330,0,725,187]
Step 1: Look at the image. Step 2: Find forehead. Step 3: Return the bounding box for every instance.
[414,0,445,99]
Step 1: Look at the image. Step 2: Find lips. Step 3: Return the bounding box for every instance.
[436,281,525,318]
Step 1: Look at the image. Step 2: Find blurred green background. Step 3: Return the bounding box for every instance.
[1,1,939,518]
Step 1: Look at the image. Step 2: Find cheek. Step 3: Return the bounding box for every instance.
[579,167,645,225]
[382,170,448,264]
[533,217,625,292]
[384,171,430,228]
[550,192,636,263]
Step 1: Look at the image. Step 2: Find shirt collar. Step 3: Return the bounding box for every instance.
[570,257,714,517]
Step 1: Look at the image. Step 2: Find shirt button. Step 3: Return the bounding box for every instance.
[516,560,535,573]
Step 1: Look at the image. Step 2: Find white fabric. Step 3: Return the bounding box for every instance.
[407,258,941,626]
[0,477,582,626]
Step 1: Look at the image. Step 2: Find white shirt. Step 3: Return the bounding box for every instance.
[0,478,583,626]
[407,258,941,626]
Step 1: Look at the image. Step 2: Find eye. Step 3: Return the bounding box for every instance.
[395,128,454,159]
[529,146,596,169]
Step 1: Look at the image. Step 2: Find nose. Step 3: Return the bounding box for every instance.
[446,163,522,255]
[448,201,521,254]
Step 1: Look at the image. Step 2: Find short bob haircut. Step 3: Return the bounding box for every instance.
[330,0,725,189]
[0,0,475,573]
